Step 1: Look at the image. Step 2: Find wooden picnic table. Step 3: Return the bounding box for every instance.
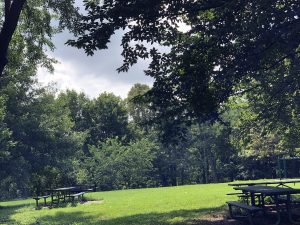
[228,179,300,187]
[235,185,300,225]
[34,186,89,209]
[46,187,76,204]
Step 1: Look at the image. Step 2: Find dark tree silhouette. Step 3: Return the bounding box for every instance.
[0,0,26,76]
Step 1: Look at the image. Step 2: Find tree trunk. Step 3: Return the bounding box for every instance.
[203,148,209,184]
[0,0,26,76]
[170,164,177,186]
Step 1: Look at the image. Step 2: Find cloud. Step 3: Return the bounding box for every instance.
[37,57,152,99]
[37,30,154,99]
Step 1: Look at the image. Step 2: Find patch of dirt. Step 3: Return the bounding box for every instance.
[82,200,104,205]
[184,214,244,225]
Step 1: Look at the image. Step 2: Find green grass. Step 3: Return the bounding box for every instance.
[1,180,299,225]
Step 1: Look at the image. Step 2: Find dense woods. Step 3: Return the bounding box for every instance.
[0,79,298,199]
[0,0,299,199]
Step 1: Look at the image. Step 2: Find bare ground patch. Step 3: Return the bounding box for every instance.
[82,200,104,205]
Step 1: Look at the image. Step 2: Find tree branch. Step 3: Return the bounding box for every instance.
[5,0,11,21]
[0,0,26,77]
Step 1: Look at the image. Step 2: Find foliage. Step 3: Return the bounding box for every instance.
[0,28,85,197]
[58,90,91,132]
[0,88,84,198]
[83,138,158,190]
[126,83,152,127]
[88,93,131,145]
[222,94,300,157]
[69,0,300,122]
[186,123,235,184]
[0,0,79,76]
[1,0,299,198]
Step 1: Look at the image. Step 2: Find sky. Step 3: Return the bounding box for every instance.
[37,30,154,99]
[36,1,190,99]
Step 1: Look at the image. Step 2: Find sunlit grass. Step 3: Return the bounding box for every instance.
[1,180,300,225]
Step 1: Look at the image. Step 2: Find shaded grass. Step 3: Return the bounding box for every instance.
[1,180,299,225]
[28,206,232,225]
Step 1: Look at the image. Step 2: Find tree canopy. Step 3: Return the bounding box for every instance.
[0,0,79,76]
[1,0,299,199]
[69,0,300,121]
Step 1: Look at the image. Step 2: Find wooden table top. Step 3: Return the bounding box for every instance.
[47,187,76,192]
[235,185,300,195]
[228,179,300,187]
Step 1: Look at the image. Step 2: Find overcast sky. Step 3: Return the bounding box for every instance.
[36,1,190,99]
[37,29,154,99]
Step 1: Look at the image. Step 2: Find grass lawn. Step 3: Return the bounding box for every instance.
[1,181,299,225]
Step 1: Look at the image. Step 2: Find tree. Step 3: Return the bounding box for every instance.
[0,97,14,188]
[58,90,91,132]
[0,0,79,76]
[126,83,153,128]
[0,30,85,197]
[87,92,130,146]
[0,85,84,197]
[0,0,26,75]
[69,0,300,121]
[84,138,157,190]
[222,93,299,158]
[186,122,234,183]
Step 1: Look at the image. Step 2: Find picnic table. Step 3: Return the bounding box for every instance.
[228,185,300,225]
[47,187,76,204]
[34,186,86,208]
[228,179,300,187]
[237,185,300,224]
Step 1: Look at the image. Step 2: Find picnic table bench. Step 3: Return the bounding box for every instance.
[69,192,85,203]
[227,201,263,225]
[33,194,51,208]
[277,195,300,204]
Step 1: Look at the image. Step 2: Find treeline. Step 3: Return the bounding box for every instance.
[0,78,298,199]
[1,0,299,199]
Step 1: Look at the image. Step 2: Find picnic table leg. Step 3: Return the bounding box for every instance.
[250,193,255,206]
[273,195,281,225]
[228,204,235,219]
[71,196,75,204]
[51,194,53,206]
[35,199,39,209]
[261,194,267,216]
[260,194,280,225]
[287,194,300,224]
[248,213,255,225]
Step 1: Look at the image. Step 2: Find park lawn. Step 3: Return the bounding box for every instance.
[1,181,299,225]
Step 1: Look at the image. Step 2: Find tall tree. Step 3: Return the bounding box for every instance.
[69,0,300,121]
[0,0,26,75]
[58,90,91,132]
[0,0,79,76]
[126,83,152,127]
[0,1,81,197]
[88,92,130,146]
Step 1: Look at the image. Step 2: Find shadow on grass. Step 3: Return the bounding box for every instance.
[27,205,244,225]
[0,201,34,224]
[0,200,93,224]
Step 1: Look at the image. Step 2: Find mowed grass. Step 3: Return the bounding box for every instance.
[1,180,299,225]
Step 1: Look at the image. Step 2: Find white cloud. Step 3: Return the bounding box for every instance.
[37,57,152,99]
[36,27,154,99]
